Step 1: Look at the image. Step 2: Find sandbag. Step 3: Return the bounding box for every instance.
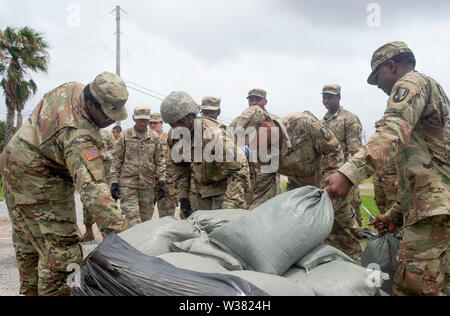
[284,261,384,296]
[225,271,315,296]
[157,253,229,274]
[295,243,354,271]
[209,187,334,275]
[172,236,244,270]
[361,233,401,295]
[71,233,268,296]
[118,217,200,256]
[187,209,248,234]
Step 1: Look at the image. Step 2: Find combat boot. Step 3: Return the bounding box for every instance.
[82,225,95,242]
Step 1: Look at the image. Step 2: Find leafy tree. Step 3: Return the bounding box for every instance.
[0,26,49,145]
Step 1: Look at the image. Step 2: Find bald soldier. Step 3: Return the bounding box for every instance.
[0,72,130,296]
[230,89,281,208]
[149,113,178,217]
[323,41,449,296]
[233,106,363,260]
[111,107,166,226]
[160,91,249,217]
[321,84,363,226]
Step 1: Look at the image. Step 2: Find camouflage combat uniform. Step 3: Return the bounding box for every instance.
[229,90,281,209]
[373,154,399,215]
[112,124,166,227]
[83,129,116,228]
[154,131,177,217]
[322,101,363,225]
[168,116,249,210]
[235,106,363,260]
[340,41,449,296]
[0,74,129,296]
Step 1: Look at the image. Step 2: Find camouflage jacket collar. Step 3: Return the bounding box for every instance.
[323,106,343,121]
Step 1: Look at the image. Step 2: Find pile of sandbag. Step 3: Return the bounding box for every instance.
[71,186,386,296]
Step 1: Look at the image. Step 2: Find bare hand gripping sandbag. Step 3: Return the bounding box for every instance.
[209,186,335,275]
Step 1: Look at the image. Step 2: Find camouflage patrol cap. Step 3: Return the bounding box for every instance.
[90,72,129,121]
[247,89,267,100]
[160,91,200,125]
[201,96,221,111]
[149,113,163,123]
[368,41,413,85]
[133,106,151,120]
[322,84,341,96]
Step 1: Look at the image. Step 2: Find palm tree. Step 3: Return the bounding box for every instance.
[0,26,49,144]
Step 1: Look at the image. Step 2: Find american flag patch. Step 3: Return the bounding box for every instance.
[85,148,100,161]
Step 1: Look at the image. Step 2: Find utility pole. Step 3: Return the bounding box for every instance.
[116,5,121,126]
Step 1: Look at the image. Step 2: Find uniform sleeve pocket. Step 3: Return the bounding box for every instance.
[79,145,105,181]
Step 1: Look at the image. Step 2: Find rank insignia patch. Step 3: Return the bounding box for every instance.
[85,148,100,161]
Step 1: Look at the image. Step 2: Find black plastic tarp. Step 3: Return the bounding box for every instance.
[71,233,268,296]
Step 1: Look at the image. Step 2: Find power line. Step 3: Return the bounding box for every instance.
[125,80,166,98]
[51,33,114,68]
[121,32,223,97]
[51,12,112,49]
[127,85,164,101]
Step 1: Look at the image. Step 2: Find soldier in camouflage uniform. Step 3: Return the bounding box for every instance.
[230,89,281,208]
[233,106,363,261]
[0,72,130,296]
[82,128,117,241]
[323,41,449,296]
[321,84,364,226]
[149,113,177,217]
[160,91,249,217]
[111,107,166,227]
[200,96,222,121]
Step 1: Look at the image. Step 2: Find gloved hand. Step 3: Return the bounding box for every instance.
[157,182,166,201]
[110,183,121,201]
[179,198,193,219]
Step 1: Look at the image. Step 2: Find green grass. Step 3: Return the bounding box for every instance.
[360,194,380,232]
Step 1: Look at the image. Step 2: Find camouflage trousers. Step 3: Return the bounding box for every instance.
[373,174,398,214]
[120,187,154,227]
[3,180,82,296]
[196,193,226,210]
[189,177,198,212]
[393,215,449,296]
[248,171,278,210]
[324,195,363,261]
[153,181,177,218]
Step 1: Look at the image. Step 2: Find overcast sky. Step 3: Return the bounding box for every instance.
[1,0,449,138]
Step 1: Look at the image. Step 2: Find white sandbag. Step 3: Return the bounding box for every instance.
[187,209,249,234]
[284,261,384,296]
[295,244,354,271]
[225,271,315,296]
[118,217,200,256]
[157,253,229,274]
[172,236,244,270]
[209,187,334,275]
